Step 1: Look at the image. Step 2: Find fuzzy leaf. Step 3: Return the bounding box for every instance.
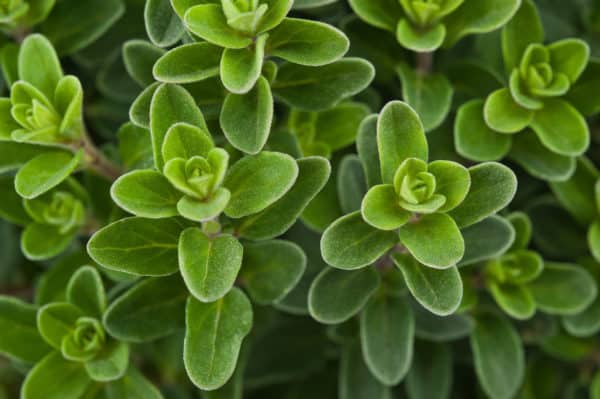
[234,157,330,240]
[224,151,298,218]
[0,296,50,363]
[18,34,63,98]
[267,18,349,66]
[150,84,207,170]
[459,216,515,266]
[21,352,92,399]
[377,101,427,184]
[240,240,306,305]
[15,151,82,199]
[321,211,398,270]
[360,293,414,386]
[184,288,253,390]
[406,341,452,399]
[145,0,184,47]
[448,162,517,228]
[454,100,512,162]
[399,213,464,269]
[308,266,380,324]
[393,254,463,316]
[272,58,374,111]
[220,77,273,154]
[88,217,188,276]
[103,275,187,342]
[111,170,182,218]
[528,262,597,316]
[470,312,524,399]
[397,64,453,131]
[153,42,222,84]
[179,227,243,302]
[66,266,105,318]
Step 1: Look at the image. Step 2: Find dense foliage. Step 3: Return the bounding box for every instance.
[1,0,600,398]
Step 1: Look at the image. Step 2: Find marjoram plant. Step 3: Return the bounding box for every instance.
[1,0,600,398]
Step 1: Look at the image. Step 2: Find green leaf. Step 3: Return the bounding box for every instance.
[37,302,83,349]
[145,0,184,47]
[406,341,452,399]
[36,251,91,305]
[397,64,453,131]
[0,296,50,363]
[103,275,187,342]
[337,155,368,214]
[88,217,189,276]
[122,40,165,87]
[21,352,92,399]
[393,254,463,316]
[184,4,253,49]
[530,98,589,157]
[267,18,349,66]
[256,0,293,33]
[413,302,474,342]
[377,101,427,184]
[224,151,298,218]
[339,341,391,399]
[85,341,129,382]
[221,34,267,95]
[443,0,521,48]
[150,83,207,170]
[0,142,57,173]
[240,240,306,305]
[528,262,597,316]
[130,83,160,129]
[347,0,403,32]
[590,221,600,263]
[313,102,370,153]
[459,216,515,266]
[566,60,600,117]
[15,151,82,199]
[399,213,464,269]
[21,224,78,261]
[454,100,512,162]
[184,288,253,390]
[563,295,600,338]
[396,20,446,52]
[488,283,536,320]
[220,76,273,154]
[0,176,30,225]
[18,34,63,98]
[547,38,589,83]
[484,88,533,133]
[66,266,105,318]
[101,366,164,399]
[178,228,242,302]
[356,114,382,188]
[154,42,222,84]
[509,129,576,182]
[308,266,380,324]
[321,211,398,270]
[360,293,414,386]
[111,170,182,218]
[162,122,214,162]
[234,156,330,240]
[272,58,374,111]
[501,0,543,71]
[361,184,410,230]
[428,160,470,212]
[448,162,517,228]
[549,158,598,225]
[471,312,525,399]
[40,0,125,55]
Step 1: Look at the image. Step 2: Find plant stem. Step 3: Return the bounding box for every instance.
[416,51,434,75]
[80,133,122,181]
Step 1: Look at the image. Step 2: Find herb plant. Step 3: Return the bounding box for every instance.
[1,0,600,398]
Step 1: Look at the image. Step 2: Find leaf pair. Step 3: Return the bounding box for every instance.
[349,0,520,51]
